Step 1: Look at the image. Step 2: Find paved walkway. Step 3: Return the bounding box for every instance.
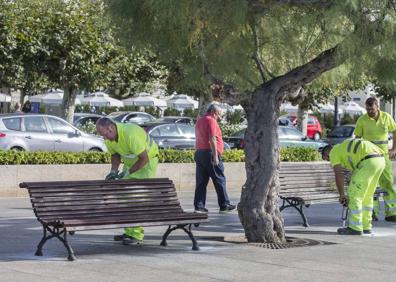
[1,192,396,282]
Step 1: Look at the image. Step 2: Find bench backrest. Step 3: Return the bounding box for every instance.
[20,178,182,224]
[279,163,348,204]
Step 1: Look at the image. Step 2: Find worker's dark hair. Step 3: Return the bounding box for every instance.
[96,117,116,128]
[320,145,333,159]
[365,97,379,107]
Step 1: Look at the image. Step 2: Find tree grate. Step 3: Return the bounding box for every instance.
[200,236,336,249]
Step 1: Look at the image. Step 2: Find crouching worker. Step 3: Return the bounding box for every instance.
[321,139,385,235]
[96,117,159,245]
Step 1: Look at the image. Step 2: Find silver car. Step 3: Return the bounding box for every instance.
[0,113,107,152]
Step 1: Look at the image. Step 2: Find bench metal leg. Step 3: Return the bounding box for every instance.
[160,224,200,251]
[35,224,76,261]
[280,197,309,227]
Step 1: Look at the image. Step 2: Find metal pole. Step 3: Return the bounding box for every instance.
[333,96,340,128]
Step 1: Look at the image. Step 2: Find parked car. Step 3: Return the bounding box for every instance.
[73,113,103,128]
[279,117,292,126]
[0,113,107,152]
[156,116,196,125]
[325,124,356,145]
[107,111,156,125]
[224,126,327,150]
[326,124,393,148]
[281,115,323,140]
[141,121,230,150]
[141,122,196,149]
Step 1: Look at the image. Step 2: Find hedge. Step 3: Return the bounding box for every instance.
[0,147,320,165]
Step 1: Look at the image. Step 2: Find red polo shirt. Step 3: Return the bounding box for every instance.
[195,113,224,154]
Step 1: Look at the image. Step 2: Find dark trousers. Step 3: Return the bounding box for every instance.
[194,150,231,209]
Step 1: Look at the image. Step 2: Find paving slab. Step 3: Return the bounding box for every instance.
[1,192,396,282]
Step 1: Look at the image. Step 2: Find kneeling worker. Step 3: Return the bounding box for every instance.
[321,139,385,235]
[96,117,159,244]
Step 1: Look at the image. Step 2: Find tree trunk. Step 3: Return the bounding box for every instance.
[238,85,285,243]
[198,92,211,116]
[62,85,77,123]
[297,105,308,136]
[19,89,26,105]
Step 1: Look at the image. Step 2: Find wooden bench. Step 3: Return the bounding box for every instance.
[279,162,386,227]
[279,162,340,227]
[20,178,208,261]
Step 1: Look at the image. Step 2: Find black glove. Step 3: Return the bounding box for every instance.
[339,195,348,207]
[105,171,118,181]
[116,170,129,179]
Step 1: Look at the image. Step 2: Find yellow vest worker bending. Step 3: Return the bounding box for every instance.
[354,97,396,222]
[321,139,385,235]
[96,117,159,244]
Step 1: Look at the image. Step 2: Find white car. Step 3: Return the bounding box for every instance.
[0,113,107,152]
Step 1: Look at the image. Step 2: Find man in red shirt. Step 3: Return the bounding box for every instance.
[194,103,236,213]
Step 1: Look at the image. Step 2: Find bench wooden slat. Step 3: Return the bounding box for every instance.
[30,192,178,204]
[39,207,185,221]
[20,178,173,189]
[66,218,209,232]
[62,213,208,227]
[33,201,181,213]
[28,184,175,194]
[32,195,179,207]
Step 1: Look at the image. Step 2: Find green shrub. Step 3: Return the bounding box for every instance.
[220,124,245,137]
[164,108,182,116]
[0,147,320,165]
[183,108,199,118]
[280,147,321,162]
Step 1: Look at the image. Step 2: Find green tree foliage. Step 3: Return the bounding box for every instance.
[0,0,167,122]
[105,47,168,98]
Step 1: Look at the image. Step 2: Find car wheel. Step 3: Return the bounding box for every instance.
[10,146,24,151]
[89,148,102,152]
[313,132,321,140]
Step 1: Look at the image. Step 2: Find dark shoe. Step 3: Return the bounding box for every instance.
[114,234,129,241]
[385,215,396,222]
[114,234,143,245]
[194,207,208,213]
[219,204,236,214]
[337,227,362,235]
[122,237,143,246]
[363,230,372,234]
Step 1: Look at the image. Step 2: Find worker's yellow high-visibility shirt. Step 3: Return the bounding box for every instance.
[105,123,158,168]
[354,111,396,154]
[329,139,382,170]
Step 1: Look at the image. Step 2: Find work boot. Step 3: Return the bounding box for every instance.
[385,215,396,222]
[114,233,143,245]
[114,234,129,241]
[363,230,372,234]
[219,204,236,214]
[337,227,362,235]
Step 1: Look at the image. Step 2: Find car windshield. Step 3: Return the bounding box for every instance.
[328,126,354,138]
[107,112,124,117]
